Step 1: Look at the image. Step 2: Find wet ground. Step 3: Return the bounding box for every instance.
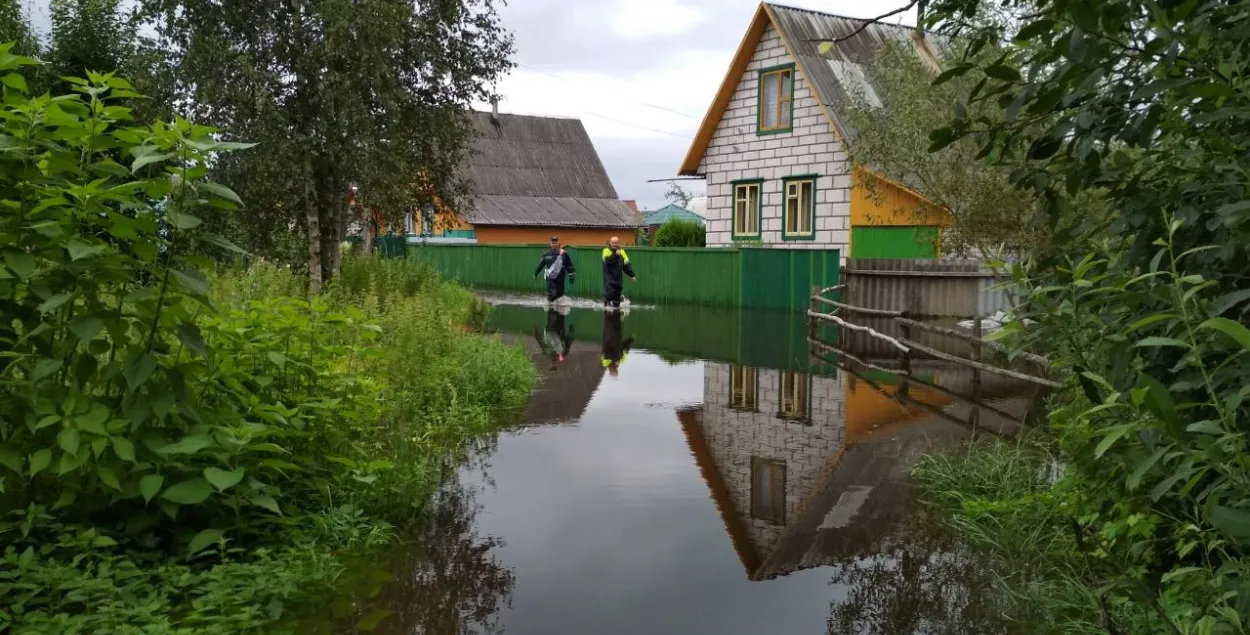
[305,298,1043,634]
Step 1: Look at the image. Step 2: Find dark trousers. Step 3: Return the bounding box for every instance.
[546,277,566,302]
[603,281,623,307]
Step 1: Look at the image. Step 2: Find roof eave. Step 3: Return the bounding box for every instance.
[678,3,772,176]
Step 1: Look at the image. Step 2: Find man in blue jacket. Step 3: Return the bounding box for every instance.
[534,236,576,303]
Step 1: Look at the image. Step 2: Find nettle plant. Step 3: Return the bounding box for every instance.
[0,45,388,556]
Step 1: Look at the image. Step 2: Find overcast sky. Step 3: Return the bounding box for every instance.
[19,0,914,210]
[487,0,916,210]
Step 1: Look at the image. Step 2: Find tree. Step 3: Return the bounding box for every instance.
[914,0,1250,629]
[654,218,705,247]
[664,182,693,209]
[0,0,39,57]
[841,40,1041,258]
[140,0,514,290]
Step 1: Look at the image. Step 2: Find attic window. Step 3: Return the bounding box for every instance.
[758,64,794,134]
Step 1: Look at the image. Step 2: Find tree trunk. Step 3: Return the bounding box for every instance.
[306,198,323,294]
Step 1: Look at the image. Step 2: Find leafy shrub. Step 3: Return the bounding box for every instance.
[654,219,706,247]
[0,50,534,632]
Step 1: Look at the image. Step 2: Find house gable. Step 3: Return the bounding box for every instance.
[698,20,851,251]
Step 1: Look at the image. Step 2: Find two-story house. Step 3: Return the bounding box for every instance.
[679,3,950,260]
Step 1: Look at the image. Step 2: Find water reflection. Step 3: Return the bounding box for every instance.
[315,483,515,635]
[311,302,1043,634]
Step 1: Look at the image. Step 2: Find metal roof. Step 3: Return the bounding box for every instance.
[643,204,706,226]
[468,195,639,228]
[464,112,637,228]
[765,2,947,145]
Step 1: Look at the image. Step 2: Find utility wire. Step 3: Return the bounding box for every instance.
[516,62,704,121]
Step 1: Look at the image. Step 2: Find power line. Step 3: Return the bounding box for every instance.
[576,110,694,140]
[516,62,704,121]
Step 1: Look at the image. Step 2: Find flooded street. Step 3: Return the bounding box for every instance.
[314,298,1042,635]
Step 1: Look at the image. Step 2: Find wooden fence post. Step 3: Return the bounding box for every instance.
[899,321,912,398]
[808,286,820,350]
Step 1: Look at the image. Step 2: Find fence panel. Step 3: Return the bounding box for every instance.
[404,243,839,310]
[843,258,1010,317]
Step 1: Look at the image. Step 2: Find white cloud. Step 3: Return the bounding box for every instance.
[481,50,724,142]
[612,0,704,40]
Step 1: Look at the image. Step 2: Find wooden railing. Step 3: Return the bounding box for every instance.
[806,286,1059,389]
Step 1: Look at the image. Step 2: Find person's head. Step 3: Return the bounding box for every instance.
[549,360,559,371]
[608,236,620,250]
[549,236,559,250]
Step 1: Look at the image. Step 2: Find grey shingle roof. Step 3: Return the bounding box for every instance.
[464,112,638,228]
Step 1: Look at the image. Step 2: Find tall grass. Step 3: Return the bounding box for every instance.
[914,438,1158,634]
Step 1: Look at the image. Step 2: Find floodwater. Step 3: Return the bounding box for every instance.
[306,298,1043,635]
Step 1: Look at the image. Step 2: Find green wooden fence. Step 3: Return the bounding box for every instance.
[487,303,841,373]
[404,243,840,311]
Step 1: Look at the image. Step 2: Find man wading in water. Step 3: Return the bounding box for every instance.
[534,236,576,305]
[600,236,636,310]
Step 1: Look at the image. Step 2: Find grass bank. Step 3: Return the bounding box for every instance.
[0,258,535,634]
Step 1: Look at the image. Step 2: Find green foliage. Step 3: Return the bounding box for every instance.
[139,0,516,285]
[0,55,533,632]
[0,1,39,57]
[915,0,1250,629]
[654,219,706,248]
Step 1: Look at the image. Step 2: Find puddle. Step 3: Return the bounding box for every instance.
[302,298,1043,634]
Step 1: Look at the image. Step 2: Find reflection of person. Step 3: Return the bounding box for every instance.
[600,236,636,309]
[534,309,575,370]
[534,236,576,304]
[600,312,634,377]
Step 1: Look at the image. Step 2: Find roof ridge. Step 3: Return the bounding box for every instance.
[763,1,919,32]
[471,110,582,122]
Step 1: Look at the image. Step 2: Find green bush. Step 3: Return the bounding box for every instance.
[0,50,534,633]
[654,219,706,247]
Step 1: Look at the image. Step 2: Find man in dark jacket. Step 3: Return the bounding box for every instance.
[534,308,575,370]
[601,312,634,377]
[600,236,636,309]
[534,236,576,303]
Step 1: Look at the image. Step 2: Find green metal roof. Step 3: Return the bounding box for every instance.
[643,204,705,226]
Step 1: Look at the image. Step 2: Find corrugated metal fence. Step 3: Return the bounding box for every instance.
[842,258,1013,318]
[403,243,840,311]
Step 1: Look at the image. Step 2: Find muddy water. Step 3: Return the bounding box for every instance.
[312,299,1042,635]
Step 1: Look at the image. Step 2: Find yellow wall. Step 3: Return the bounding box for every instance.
[850,168,951,227]
[843,374,951,444]
[473,226,636,247]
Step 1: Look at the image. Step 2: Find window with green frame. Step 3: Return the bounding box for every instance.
[778,371,811,422]
[758,64,794,134]
[732,180,762,239]
[782,176,816,239]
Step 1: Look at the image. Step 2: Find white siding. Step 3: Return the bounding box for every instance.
[699,25,851,254]
[700,363,847,559]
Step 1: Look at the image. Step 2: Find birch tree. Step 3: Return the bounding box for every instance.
[140,0,514,289]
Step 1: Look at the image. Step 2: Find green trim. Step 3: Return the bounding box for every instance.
[757,62,796,136]
[781,174,819,241]
[777,371,814,423]
[730,178,764,241]
[730,365,761,413]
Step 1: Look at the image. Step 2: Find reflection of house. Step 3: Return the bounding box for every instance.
[518,339,606,425]
[680,362,1034,580]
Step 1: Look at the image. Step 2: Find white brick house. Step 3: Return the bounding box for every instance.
[679,3,951,260]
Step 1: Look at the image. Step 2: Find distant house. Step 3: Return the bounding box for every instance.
[679,3,951,259]
[411,108,638,246]
[644,202,705,233]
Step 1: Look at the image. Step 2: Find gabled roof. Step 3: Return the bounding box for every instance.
[679,2,945,177]
[466,112,638,228]
[643,204,706,226]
